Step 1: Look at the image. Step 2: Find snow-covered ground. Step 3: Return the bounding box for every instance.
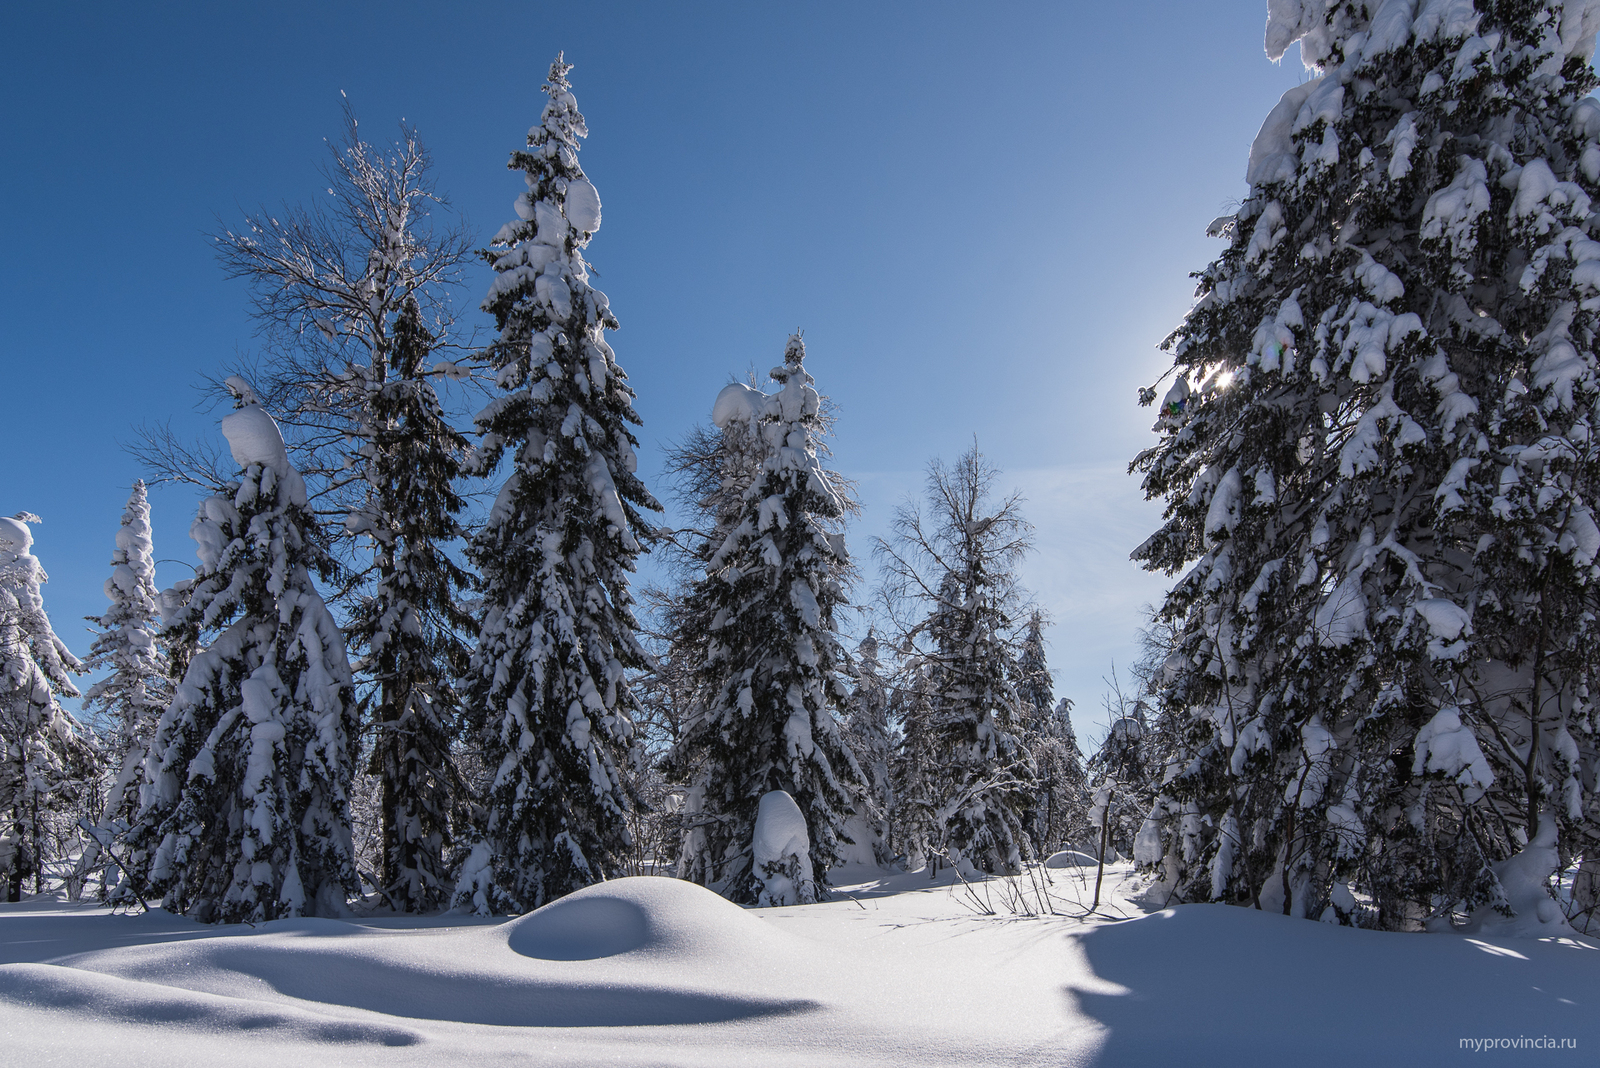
[3,861,1596,1066]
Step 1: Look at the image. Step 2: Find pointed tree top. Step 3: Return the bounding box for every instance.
[547,51,573,91]
[784,332,806,368]
[539,53,586,145]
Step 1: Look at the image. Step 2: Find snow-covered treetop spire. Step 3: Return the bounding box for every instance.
[783,331,805,369]
[1265,0,1600,70]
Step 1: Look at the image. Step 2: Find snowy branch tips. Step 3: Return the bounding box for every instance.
[1132,0,1600,932]
[455,55,661,915]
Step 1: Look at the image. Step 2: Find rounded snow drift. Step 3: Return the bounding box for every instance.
[506,876,790,962]
[1045,850,1101,869]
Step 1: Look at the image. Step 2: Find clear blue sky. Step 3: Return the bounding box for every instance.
[2,1,1305,743]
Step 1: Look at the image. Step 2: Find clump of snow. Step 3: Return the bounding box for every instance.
[752,790,815,907]
[1247,78,1320,186]
[1412,706,1493,802]
[0,516,33,554]
[711,382,768,429]
[564,178,601,234]
[1463,816,1572,937]
[1414,597,1470,640]
[220,405,307,506]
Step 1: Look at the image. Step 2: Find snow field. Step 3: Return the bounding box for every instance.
[5,863,1598,1066]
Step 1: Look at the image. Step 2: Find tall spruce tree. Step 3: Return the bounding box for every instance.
[877,447,1038,875]
[675,335,865,902]
[1011,613,1083,854]
[1042,696,1091,850]
[454,56,660,914]
[83,481,171,832]
[126,389,358,921]
[0,515,96,900]
[345,297,473,912]
[1133,0,1600,929]
[843,630,895,864]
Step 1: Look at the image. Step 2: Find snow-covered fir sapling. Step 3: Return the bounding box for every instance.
[0,514,96,901]
[453,55,660,915]
[345,297,474,913]
[752,789,816,906]
[81,481,172,896]
[125,383,358,921]
[1132,0,1600,932]
[876,447,1038,876]
[675,335,866,903]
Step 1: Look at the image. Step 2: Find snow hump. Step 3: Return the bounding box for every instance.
[712,382,768,429]
[505,876,797,962]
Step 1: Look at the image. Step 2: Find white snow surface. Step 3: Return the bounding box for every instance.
[4,865,1600,1065]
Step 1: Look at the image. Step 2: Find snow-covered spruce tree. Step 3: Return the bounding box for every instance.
[1132,0,1600,929]
[83,481,171,832]
[674,335,865,903]
[1087,694,1158,862]
[1011,613,1086,854]
[345,296,474,912]
[877,447,1038,875]
[647,382,773,766]
[127,390,358,921]
[632,380,782,871]
[454,56,661,914]
[1,515,97,900]
[198,111,477,911]
[886,645,943,871]
[1043,697,1091,850]
[843,630,896,864]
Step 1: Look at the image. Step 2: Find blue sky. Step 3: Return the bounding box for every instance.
[2,1,1305,743]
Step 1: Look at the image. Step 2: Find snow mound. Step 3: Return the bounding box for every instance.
[1045,849,1100,869]
[506,876,792,961]
[42,886,815,1031]
[1463,818,1572,937]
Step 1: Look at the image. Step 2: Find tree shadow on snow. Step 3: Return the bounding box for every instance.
[1068,905,1600,1067]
